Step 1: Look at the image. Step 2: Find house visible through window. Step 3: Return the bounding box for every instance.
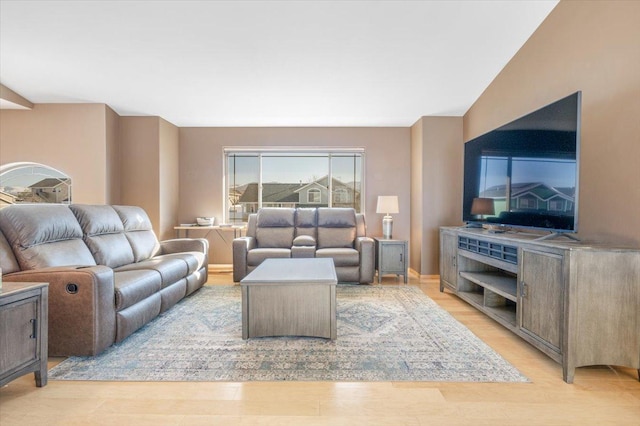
[225,149,364,223]
[0,162,72,207]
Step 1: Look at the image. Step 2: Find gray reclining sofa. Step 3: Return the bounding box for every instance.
[233,207,375,283]
[0,204,208,356]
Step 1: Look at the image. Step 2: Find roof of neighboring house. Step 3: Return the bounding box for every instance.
[238,183,302,203]
[238,177,359,204]
[29,178,70,189]
[0,191,18,204]
[294,176,358,194]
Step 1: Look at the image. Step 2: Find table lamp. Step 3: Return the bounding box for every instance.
[470,197,495,227]
[376,195,399,239]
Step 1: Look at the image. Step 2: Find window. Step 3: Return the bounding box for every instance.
[225,149,364,223]
[519,197,536,209]
[333,188,349,204]
[307,188,321,204]
[549,199,564,211]
[0,162,72,207]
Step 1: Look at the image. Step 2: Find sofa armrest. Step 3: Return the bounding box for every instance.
[356,236,375,283]
[4,265,117,356]
[159,238,209,255]
[232,236,255,282]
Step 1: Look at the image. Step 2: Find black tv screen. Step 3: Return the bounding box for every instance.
[463,92,581,233]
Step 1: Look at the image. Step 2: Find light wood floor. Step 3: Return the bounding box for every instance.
[1,272,639,425]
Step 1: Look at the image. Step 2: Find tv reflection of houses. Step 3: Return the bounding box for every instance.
[29,178,71,203]
[481,182,575,214]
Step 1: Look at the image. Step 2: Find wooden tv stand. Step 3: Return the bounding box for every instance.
[440,227,640,383]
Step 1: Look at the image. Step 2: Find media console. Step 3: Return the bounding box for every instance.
[440,227,640,383]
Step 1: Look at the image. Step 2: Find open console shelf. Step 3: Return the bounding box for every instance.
[458,270,517,327]
[440,227,640,384]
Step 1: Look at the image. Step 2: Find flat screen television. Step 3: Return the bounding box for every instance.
[462,91,581,234]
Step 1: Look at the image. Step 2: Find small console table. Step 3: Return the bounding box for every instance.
[0,281,49,387]
[174,224,245,240]
[440,227,640,383]
[374,237,408,284]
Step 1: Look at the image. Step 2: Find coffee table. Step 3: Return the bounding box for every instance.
[240,258,337,340]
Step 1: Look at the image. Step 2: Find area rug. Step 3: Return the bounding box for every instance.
[49,285,528,382]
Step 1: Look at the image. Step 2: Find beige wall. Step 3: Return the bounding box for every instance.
[179,127,411,264]
[410,117,463,275]
[464,0,640,245]
[0,104,111,204]
[120,117,161,230]
[410,119,424,273]
[119,116,180,240]
[159,118,180,241]
[105,106,121,204]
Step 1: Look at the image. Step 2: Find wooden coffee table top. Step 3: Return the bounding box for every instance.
[241,258,337,286]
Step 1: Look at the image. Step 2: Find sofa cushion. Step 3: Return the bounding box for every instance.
[114,269,162,311]
[154,252,206,275]
[291,246,316,258]
[293,235,316,247]
[247,248,291,266]
[115,257,188,289]
[113,205,160,261]
[295,208,318,239]
[0,230,20,274]
[255,208,296,249]
[317,227,356,249]
[0,204,96,269]
[317,208,356,249]
[70,204,135,268]
[316,248,359,267]
[256,227,295,249]
[257,208,296,227]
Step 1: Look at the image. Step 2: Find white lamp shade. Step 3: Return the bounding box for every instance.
[376,196,399,214]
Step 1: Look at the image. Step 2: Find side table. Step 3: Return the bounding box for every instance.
[373,237,408,284]
[0,281,49,387]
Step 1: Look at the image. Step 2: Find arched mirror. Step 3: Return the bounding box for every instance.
[0,162,72,207]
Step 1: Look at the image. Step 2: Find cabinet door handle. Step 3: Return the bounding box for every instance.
[400,253,403,262]
[30,318,37,339]
[521,281,527,298]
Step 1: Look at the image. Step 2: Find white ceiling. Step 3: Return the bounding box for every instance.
[0,1,558,127]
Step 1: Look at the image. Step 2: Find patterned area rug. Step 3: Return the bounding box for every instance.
[49,285,528,382]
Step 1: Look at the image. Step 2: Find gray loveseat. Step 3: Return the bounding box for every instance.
[0,204,208,356]
[232,207,375,283]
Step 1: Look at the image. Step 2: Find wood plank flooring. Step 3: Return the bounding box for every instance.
[1,272,639,425]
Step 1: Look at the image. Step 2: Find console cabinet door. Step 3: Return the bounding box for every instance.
[0,298,38,375]
[439,231,458,292]
[519,248,564,352]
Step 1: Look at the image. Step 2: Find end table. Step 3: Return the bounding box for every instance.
[0,282,49,387]
[373,237,408,284]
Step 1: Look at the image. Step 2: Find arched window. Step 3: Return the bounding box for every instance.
[0,162,72,207]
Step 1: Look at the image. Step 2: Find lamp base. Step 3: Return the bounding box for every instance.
[382,215,393,239]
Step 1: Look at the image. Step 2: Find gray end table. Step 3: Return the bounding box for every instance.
[0,281,49,387]
[374,237,408,284]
